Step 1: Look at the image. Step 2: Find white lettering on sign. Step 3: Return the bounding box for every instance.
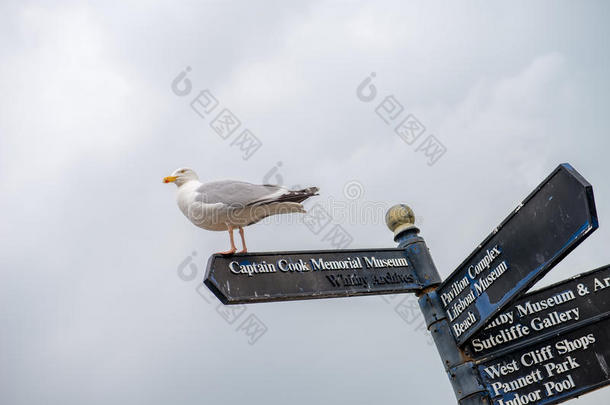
[471,323,531,353]
[278,259,311,272]
[473,260,508,296]
[468,246,502,279]
[516,290,576,317]
[229,261,277,277]
[480,331,602,404]
[530,308,580,331]
[470,268,610,355]
[452,311,477,338]
[440,244,512,338]
[594,276,610,291]
[227,255,409,277]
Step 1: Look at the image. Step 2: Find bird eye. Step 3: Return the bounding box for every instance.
[180,170,186,173]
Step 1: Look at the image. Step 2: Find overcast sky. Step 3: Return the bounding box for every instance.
[2,1,610,404]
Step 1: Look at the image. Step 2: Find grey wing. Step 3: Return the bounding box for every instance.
[195,180,285,208]
[195,180,320,208]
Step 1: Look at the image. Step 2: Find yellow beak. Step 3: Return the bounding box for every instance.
[163,176,178,183]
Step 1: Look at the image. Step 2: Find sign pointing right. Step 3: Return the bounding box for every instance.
[437,164,598,345]
[465,264,610,360]
[477,313,610,405]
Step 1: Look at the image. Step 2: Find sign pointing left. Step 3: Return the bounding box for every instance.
[204,248,428,304]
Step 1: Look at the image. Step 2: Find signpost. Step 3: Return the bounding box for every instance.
[204,162,610,404]
[477,314,610,405]
[465,265,610,360]
[436,164,597,345]
[204,248,438,304]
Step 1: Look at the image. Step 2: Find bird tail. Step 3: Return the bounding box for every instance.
[276,186,319,204]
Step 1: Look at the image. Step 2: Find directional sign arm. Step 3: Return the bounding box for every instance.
[477,313,610,405]
[437,164,598,345]
[204,248,426,304]
[465,264,610,361]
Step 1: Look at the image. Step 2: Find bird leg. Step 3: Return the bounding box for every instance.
[238,227,247,253]
[217,226,237,255]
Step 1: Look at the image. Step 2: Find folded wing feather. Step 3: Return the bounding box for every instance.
[195,180,318,208]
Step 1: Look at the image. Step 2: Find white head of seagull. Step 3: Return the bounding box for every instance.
[163,167,199,186]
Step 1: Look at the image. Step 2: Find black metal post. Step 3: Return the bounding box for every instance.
[386,204,491,404]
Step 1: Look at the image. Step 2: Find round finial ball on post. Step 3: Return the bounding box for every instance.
[385,204,418,239]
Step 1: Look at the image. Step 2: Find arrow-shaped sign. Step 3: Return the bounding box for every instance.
[437,164,598,345]
[477,313,610,405]
[465,264,610,360]
[204,248,435,304]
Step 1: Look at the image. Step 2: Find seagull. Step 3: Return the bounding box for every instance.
[164,168,319,254]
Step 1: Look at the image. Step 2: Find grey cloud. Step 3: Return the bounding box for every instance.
[1,1,610,404]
